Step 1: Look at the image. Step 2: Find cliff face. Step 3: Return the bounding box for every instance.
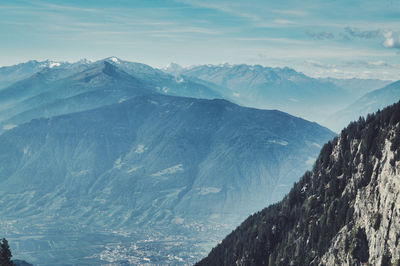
[321,128,400,265]
[197,101,400,266]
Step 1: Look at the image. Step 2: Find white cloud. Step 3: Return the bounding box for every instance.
[369,60,388,66]
[36,2,99,13]
[382,30,400,49]
[344,27,400,49]
[273,19,294,24]
[273,9,307,16]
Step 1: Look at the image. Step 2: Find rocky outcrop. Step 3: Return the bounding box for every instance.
[321,133,400,265]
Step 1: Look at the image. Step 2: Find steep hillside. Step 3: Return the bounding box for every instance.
[197,101,400,266]
[0,94,334,264]
[326,80,400,132]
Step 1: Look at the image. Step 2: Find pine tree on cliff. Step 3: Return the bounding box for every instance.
[0,238,14,266]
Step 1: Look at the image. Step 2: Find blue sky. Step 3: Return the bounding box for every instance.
[0,0,399,79]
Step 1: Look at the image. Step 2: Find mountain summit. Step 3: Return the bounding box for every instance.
[197,100,400,265]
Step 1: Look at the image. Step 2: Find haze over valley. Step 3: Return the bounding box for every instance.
[0,0,399,265]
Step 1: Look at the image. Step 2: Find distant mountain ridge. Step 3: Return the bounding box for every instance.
[319,77,392,98]
[0,59,91,89]
[326,80,400,131]
[165,63,357,123]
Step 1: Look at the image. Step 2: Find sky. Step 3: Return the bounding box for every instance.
[0,0,399,80]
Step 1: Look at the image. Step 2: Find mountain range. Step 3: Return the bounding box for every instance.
[165,63,394,125]
[0,58,334,265]
[1,58,397,264]
[0,59,91,90]
[0,58,224,134]
[2,58,395,133]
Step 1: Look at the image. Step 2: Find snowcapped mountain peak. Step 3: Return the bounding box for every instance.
[163,62,184,75]
[75,58,92,65]
[108,56,121,64]
[40,60,63,69]
[49,62,61,68]
[39,59,81,70]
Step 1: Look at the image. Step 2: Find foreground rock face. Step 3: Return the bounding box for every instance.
[197,101,400,266]
[321,137,400,265]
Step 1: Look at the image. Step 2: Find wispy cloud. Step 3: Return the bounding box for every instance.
[273,19,294,25]
[0,5,30,10]
[306,31,334,40]
[272,9,307,16]
[233,37,310,45]
[149,26,221,35]
[344,27,381,39]
[366,60,394,67]
[177,0,302,28]
[344,60,396,68]
[34,2,100,13]
[178,1,259,22]
[306,59,396,70]
[306,60,336,69]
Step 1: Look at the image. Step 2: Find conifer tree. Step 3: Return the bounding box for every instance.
[0,238,14,266]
